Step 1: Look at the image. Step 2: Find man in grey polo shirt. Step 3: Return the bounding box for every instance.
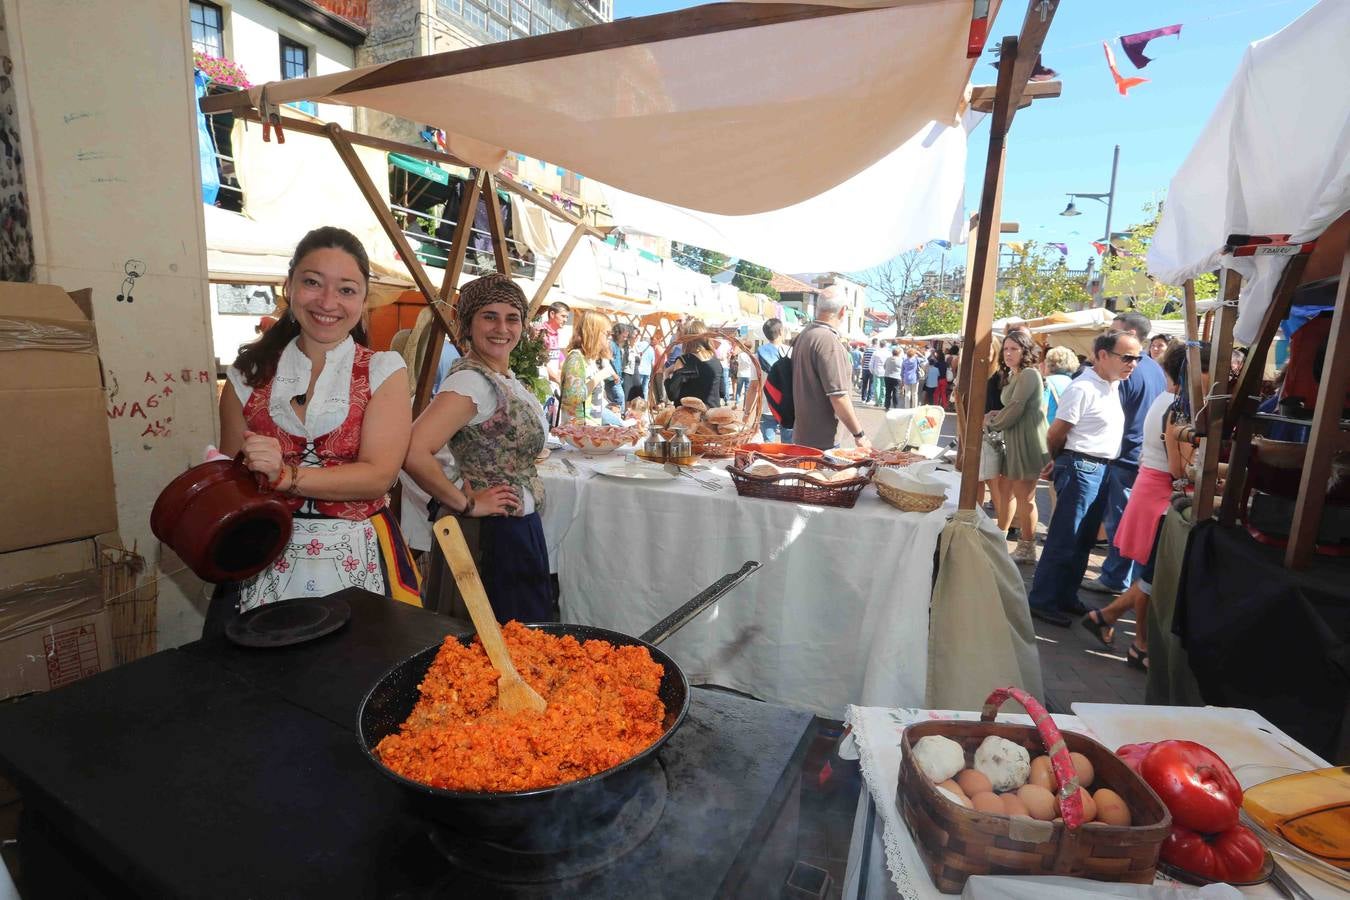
[1027,330,1141,626]
[791,290,872,451]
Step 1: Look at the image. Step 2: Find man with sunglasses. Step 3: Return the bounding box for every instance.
[1027,329,1142,626]
[1083,312,1169,596]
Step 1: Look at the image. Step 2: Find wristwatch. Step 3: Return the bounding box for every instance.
[852,429,865,440]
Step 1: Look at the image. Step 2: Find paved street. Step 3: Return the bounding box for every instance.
[852,393,1146,713]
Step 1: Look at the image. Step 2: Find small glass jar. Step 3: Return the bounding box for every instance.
[643,425,669,460]
[668,426,692,460]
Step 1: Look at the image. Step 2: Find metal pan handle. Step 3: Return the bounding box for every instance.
[638,561,761,647]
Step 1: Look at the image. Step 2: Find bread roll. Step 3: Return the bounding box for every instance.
[679,397,708,412]
[717,423,740,435]
[669,407,701,431]
[654,407,674,427]
[705,406,740,425]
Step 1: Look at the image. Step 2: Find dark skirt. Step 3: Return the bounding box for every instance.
[424,508,557,625]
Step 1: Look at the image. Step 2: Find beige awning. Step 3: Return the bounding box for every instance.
[220,0,986,216]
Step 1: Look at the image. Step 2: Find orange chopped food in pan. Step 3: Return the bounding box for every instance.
[375,622,667,792]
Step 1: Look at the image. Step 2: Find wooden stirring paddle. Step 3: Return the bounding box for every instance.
[433,516,547,715]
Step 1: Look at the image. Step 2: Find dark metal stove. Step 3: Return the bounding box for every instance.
[0,592,815,900]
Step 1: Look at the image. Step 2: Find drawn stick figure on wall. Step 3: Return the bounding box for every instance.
[117,259,146,302]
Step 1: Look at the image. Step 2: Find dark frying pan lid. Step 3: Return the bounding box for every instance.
[226,595,352,648]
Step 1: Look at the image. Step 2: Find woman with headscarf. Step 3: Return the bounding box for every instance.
[207,227,420,637]
[404,274,554,623]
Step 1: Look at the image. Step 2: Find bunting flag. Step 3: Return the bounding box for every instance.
[1119,24,1182,70]
[1103,42,1148,96]
[1004,241,1026,254]
[1092,241,1108,255]
[1049,243,1069,256]
[930,239,952,250]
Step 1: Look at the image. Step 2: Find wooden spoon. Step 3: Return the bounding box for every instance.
[433,516,547,715]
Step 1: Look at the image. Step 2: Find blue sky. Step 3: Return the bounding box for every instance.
[613,0,1318,273]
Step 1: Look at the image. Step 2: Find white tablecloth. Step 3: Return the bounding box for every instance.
[537,449,962,717]
[840,704,1344,900]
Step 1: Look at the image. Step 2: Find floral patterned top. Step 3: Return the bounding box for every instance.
[560,348,607,423]
[447,357,547,514]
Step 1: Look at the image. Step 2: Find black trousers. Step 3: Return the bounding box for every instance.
[884,376,900,409]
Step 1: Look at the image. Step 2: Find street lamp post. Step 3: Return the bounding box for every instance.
[1060,144,1120,245]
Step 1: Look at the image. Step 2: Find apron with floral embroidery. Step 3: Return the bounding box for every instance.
[236,344,389,612]
[447,357,546,513]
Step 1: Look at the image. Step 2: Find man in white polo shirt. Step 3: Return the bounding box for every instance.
[1027,330,1142,626]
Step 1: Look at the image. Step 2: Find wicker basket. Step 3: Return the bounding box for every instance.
[898,687,1171,894]
[649,330,761,458]
[875,479,945,513]
[727,455,875,508]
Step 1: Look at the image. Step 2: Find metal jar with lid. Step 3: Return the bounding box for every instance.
[643,425,669,460]
[668,426,692,460]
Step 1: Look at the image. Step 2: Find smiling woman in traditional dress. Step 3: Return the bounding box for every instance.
[206,227,420,636]
[403,273,555,624]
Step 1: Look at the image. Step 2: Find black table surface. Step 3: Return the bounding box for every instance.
[0,590,814,898]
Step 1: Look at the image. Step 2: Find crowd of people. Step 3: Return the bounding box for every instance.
[855,340,960,411]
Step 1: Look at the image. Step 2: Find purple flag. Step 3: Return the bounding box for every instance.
[1120,24,1182,70]
[1049,243,1068,256]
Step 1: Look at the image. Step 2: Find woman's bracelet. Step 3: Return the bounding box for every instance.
[284,462,302,496]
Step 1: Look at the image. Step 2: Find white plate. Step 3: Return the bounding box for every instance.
[593,459,677,481]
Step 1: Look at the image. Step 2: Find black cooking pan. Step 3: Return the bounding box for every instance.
[356,561,760,847]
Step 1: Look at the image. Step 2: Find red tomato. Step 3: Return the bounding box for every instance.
[1161,824,1266,883]
[1139,740,1243,833]
[1115,742,1156,772]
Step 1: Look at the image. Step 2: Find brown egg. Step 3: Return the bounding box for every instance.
[1067,787,1097,823]
[1001,793,1031,818]
[956,768,993,797]
[1016,783,1057,821]
[938,779,968,801]
[970,791,1005,814]
[1093,788,1131,826]
[1070,752,1095,789]
[1028,755,1056,791]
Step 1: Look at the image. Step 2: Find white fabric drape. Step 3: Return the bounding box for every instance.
[602,112,979,273]
[1147,0,1350,346]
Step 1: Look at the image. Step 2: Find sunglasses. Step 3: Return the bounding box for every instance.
[1107,350,1143,364]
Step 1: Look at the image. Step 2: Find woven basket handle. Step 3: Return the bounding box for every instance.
[981,686,1086,829]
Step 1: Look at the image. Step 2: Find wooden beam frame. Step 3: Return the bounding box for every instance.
[969,79,1061,113]
[481,172,512,275]
[1192,269,1242,520]
[1181,279,1206,422]
[412,170,484,414]
[527,222,587,320]
[1285,244,1350,567]
[957,36,1017,510]
[1217,255,1309,525]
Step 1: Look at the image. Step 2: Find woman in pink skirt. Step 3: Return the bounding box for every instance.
[1079,342,1209,670]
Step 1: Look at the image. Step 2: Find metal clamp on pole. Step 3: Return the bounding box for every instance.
[258,85,286,144]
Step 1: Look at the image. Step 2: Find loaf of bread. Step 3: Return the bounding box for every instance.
[679,397,708,412]
[705,406,741,425]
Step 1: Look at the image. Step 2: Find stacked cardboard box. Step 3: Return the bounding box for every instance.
[0,282,122,700]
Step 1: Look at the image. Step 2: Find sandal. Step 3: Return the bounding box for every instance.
[1078,609,1115,649]
[1126,643,1149,671]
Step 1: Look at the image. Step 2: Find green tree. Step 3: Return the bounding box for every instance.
[994,242,1091,319]
[732,259,780,300]
[911,295,964,336]
[670,241,731,279]
[1104,202,1219,319]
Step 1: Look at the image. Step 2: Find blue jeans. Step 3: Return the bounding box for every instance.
[1028,453,1110,614]
[760,415,792,443]
[859,371,873,402]
[735,376,750,407]
[722,372,732,405]
[1097,461,1138,590]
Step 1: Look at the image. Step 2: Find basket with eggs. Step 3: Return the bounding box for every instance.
[898,686,1171,894]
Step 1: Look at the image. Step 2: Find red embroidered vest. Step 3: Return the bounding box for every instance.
[242,343,386,521]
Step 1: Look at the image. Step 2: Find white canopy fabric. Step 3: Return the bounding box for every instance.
[602,111,979,272]
[1147,0,1350,346]
[237,0,984,216]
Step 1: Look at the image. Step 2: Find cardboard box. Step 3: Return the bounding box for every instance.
[0,282,118,552]
[0,539,99,590]
[0,605,114,701]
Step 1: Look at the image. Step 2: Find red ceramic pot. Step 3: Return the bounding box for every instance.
[151,457,293,583]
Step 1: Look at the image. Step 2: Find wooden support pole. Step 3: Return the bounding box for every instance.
[1285,244,1350,568]
[481,172,512,275]
[1193,269,1241,520]
[1180,279,1206,422]
[957,35,1017,511]
[324,124,447,325]
[1218,256,1309,524]
[527,222,587,320]
[412,170,484,414]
